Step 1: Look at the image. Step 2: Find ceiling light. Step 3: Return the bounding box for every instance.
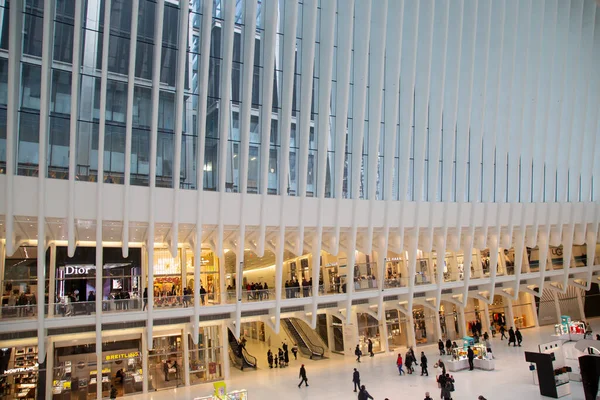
[58,225,62,228]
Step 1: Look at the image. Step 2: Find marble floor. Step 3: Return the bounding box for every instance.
[127,319,600,400]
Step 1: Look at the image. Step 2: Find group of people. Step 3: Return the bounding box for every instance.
[499,326,523,346]
[395,347,429,376]
[351,368,376,400]
[267,341,298,368]
[284,278,313,298]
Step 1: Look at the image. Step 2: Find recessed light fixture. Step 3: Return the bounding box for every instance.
[86,236,90,239]
[58,225,62,228]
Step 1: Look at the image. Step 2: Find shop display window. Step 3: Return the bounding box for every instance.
[185,249,221,305]
[53,338,143,399]
[1,246,49,319]
[357,313,381,353]
[384,257,406,288]
[353,263,377,291]
[0,346,40,400]
[150,334,183,390]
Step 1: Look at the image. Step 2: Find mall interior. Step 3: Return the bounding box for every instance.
[1,0,600,399]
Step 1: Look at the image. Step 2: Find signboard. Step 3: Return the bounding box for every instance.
[4,363,38,375]
[104,351,140,362]
[64,265,94,275]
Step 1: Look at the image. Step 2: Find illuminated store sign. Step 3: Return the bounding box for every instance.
[105,351,140,361]
[64,266,94,275]
[4,363,38,375]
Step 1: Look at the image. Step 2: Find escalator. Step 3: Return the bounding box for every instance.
[282,318,326,359]
[228,329,258,370]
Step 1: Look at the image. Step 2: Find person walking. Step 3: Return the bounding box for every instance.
[368,338,374,357]
[442,374,455,400]
[467,346,475,370]
[515,327,523,347]
[396,353,405,375]
[357,385,374,400]
[355,344,362,363]
[485,337,494,359]
[437,373,447,399]
[437,359,446,376]
[438,339,445,355]
[410,347,418,366]
[298,364,309,387]
[291,343,299,360]
[508,327,517,347]
[142,288,148,311]
[352,368,361,392]
[405,350,413,374]
[500,325,507,340]
[490,324,496,337]
[420,352,428,376]
[267,349,273,368]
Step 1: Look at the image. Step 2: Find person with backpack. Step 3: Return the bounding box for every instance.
[355,344,362,363]
[352,368,360,392]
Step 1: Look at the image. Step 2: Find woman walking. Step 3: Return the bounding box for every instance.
[396,353,405,375]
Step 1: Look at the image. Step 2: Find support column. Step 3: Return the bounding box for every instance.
[182,327,190,386]
[483,301,492,333]
[142,328,149,393]
[219,253,226,305]
[45,338,54,400]
[458,307,466,338]
[553,290,562,323]
[326,312,335,353]
[576,288,586,321]
[379,304,390,353]
[505,297,515,329]
[406,311,417,348]
[530,297,540,327]
[221,321,230,379]
[0,240,5,319]
[180,246,187,294]
[343,308,359,356]
[434,308,443,341]
[48,243,56,316]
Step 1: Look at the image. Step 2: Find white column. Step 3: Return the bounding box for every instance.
[576,288,586,321]
[434,307,443,341]
[552,289,562,323]
[122,0,140,257]
[170,0,190,257]
[505,297,515,329]
[147,0,166,349]
[67,0,84,257]
[182,327,190,386]
[483,301,492,333]
[380,306,390,354]
[530,298,540,327]
[4,0,23,256]
[0,240,4,319]
[142,328,149,393]
[45,338,54,400]
[221,321,230,379]
[458,306,466,338]
[48,243,56,317]
[406,310,417,348]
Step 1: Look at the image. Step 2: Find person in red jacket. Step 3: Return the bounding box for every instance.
[396,353,405,375]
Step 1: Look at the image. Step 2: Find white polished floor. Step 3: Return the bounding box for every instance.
[128,319,600,400]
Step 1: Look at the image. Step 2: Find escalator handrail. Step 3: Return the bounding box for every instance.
[285,318,324,357]
[228,330,257,368]
[282,319,312,357]
[290,319,325,357]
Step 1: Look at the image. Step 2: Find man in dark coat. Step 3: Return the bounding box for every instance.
[358,385,374,400]
[368,339,374,357]
[298,364,308,387]
[508,327,517,347]
[467,346,475,370]
[515,328,523,346]
[352,368,360,392]
[420,352,428,376]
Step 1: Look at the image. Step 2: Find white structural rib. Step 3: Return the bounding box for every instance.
[216,0,236,258]
[147,0,166,349]
[193,0,214,338]
[257,0,277,257]
[37,0,56,364]
[171,0,191,258]
[235,0,258,338]
[95,0,112,395]
[346,0,372,320]
[379,0,404,316]
[275,0,299,334]
[122,0,140,258]
[365,0,388,255]
[462,0,491,304]
[4,0,23,256]
[311,0,336,327]
[296,0,318,257]
[68,0,84,257]
[332,0,355,254]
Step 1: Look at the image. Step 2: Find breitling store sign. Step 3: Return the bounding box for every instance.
[105,351,140,361]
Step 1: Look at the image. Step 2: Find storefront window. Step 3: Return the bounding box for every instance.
[188,326,223,385]
[153,248,184,308]
[439,303,461,341]
[357,313,381,353]
[384,257,407,288]
[53,337,143,399]
[353,263,377,291]
[149,333,183,390]
[185,249,220,305]
[0,345,43,400]
[385,309,408,350]
[1,246,49,319]
[549,246,564,270]
[413,307,436,344]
